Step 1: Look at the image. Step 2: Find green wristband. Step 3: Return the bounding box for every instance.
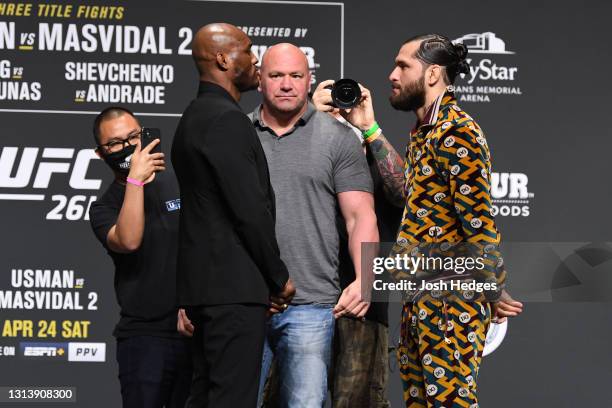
[362,122,380,140]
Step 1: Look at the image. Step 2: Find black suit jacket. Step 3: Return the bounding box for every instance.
[171,81,289,306]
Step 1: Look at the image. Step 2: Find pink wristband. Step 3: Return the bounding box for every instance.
[126,177,145,187]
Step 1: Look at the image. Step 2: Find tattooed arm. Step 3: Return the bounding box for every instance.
[312,81,407,207]
[338,84,406,207]
[365,131,406,207]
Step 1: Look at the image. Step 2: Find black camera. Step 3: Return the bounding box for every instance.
[326,78,362,109]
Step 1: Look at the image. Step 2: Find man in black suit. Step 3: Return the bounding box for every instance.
[171,23,295,407]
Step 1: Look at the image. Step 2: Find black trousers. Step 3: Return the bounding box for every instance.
[186,303,267,408]
[116,335,193,408]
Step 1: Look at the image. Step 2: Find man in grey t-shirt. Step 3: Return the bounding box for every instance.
[251,43,379,407]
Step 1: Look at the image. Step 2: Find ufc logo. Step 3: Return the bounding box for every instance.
[0,147,101,190]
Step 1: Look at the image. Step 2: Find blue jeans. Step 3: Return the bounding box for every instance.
[258,304,335,407]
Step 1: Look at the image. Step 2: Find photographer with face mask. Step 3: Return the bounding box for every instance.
[89,106,193,408]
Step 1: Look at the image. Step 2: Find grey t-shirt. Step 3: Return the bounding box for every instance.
[250,103,373,304]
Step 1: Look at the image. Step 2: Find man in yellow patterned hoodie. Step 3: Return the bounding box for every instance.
[331,34,524,408]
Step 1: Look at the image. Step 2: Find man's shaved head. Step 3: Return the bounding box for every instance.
[192,23,245,71]
[191,23,259,96]
[259,42,311,118]
[260,43,309,74]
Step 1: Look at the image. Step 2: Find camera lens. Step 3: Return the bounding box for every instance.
[331,78,361,109]
[339,87,353,100]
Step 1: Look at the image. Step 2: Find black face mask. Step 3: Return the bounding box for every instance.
[102,145,136,175]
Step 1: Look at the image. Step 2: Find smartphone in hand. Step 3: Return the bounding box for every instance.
[141,128,162,153]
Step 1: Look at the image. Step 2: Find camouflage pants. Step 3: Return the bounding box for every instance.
[261,317,390,408]
[397,298,491,408]
[331,317,391,408]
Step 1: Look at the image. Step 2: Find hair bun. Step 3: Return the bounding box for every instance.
[457,60,470,75]
[453,42,468,60]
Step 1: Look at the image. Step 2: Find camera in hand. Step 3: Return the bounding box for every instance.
[326,78,362,109]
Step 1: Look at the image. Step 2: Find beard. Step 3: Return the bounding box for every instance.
[389,74,426,112]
